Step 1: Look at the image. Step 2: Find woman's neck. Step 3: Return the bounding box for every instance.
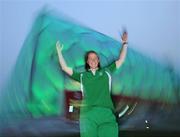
[90,68,98,75]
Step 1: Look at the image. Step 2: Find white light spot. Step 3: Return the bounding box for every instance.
[69,105,73,112]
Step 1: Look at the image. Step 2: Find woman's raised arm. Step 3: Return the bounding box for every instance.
[56,41,73,76]
[115,31,128,69]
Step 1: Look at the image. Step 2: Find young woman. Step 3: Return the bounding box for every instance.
[56,31,128,137]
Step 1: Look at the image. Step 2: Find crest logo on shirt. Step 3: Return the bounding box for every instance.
[99,72,103,76]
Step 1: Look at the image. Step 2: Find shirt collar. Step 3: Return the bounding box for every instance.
[88,68,99,75]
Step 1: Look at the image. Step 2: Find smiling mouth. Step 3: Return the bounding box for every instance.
[91,63,97,66]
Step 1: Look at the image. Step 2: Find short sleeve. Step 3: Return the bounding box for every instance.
[105,62,117,73]
[70,69,81,82]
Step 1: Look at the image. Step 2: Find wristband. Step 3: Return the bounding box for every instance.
[122,42,128,46]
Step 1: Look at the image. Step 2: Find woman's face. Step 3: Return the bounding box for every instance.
[87,53,99,69]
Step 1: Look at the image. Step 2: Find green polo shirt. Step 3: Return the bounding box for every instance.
[71,62,116,110]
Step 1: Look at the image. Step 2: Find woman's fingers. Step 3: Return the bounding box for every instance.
[56,40,63,51]
[56,40,60,47]
[121,31,128,43]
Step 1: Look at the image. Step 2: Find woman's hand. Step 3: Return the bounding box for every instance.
[56,40,63,53]
[121,31,128,44]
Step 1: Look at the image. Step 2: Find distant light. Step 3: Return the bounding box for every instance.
[145,120,148,123]
[69,105,73,112]
[146,126,150,129]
